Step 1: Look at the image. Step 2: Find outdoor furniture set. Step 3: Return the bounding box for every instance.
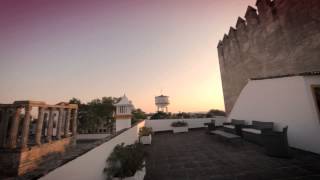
[209,119,289,158]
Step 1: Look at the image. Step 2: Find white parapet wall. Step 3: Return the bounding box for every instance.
[145,117,226,132]
[77,134,111,140]
[40,121,145,180]
[116,119,131,132]
[229,75,320,154]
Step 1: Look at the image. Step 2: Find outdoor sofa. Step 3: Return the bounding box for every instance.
[242,121,274,145]
[262,126,290,158]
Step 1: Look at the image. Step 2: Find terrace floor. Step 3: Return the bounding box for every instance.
[144,129,320,180]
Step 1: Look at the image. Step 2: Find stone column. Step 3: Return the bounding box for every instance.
[64,109,71,138]
[0,108,10,147]
[8,107,21,149]
[35,107,45,145]
[71,109,78,138]
[21,106,32,149]
[46,108,54,143]
[56,108,64,140]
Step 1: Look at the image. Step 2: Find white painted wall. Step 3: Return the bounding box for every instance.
[145,117,226,132]
[229,76,320,154]
[77,134,110,140]
[116,119,131,132]
[41,121,145,180]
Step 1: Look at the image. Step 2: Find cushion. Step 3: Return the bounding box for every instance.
[223,125,235,129]
[231,119,245,125]
[252,121,273,129]
[242,128,261,134]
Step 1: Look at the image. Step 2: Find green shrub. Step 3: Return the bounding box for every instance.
[139,127,153,137]
[171,121,188,127]
[104,143,145,180]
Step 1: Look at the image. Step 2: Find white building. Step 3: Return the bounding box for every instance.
[114,95,134,132]
[228,73,320,154]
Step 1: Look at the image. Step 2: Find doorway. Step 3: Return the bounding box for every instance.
[312,85,320,120]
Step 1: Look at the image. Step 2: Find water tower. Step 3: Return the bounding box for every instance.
[155,95,170,112]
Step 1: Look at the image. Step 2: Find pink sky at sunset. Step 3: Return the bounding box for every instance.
[0,0,256,113]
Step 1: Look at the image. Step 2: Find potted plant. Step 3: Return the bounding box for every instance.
[171,121,188,133]
[139,127,152,145]
[104,143,146,180]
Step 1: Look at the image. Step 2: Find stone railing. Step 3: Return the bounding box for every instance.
[0,101,78,177]
[0,101,78,150]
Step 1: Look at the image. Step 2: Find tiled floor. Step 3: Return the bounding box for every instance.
[144,129,320,180]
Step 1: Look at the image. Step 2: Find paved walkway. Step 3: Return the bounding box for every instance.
[144,129,320,180]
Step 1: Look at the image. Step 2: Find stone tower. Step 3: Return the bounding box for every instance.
[114,95,134,132]
[217,0,320,114]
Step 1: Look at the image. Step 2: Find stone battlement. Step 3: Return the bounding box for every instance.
[217,0,320,113]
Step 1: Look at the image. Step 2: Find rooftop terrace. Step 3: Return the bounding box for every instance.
[21,120,320,180]
[144,129,320,180]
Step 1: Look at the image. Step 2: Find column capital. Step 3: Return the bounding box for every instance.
[38,106,46,110]
[48,107,57,110]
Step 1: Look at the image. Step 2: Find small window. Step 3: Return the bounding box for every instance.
[312,85,320,119]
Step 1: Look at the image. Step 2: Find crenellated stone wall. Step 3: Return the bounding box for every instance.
[217,0,320,114]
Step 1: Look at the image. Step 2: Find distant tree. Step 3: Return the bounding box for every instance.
[69,97,120,133]
[175,112,191,119]
[150,111,171,120]
[132,109,147,120]
[131,108,147,124]
[69,97,81,105]
[206,109,226,117]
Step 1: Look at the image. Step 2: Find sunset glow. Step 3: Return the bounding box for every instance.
[0,0,256,113]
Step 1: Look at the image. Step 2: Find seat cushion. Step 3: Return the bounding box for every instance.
[223,125,235,129]
[231,119,245,125]
[242,128,261,134]
[252,121,273,129]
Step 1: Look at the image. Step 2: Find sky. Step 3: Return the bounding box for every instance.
[0,0,256,113]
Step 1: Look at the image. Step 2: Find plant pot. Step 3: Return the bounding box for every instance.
[173,126,188,133]
[112,167,146,180]
[140,134,152,145]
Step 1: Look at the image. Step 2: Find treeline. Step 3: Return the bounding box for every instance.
[69,97,119,133]
[150,109,225,120]
[69,97,147,133]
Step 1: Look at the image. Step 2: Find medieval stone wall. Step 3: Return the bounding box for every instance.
[218,0,320,114]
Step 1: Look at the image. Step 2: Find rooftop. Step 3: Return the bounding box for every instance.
[144,129,320,180]
[115,95,132,106]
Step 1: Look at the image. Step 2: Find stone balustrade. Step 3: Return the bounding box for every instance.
[0,101,78,150]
